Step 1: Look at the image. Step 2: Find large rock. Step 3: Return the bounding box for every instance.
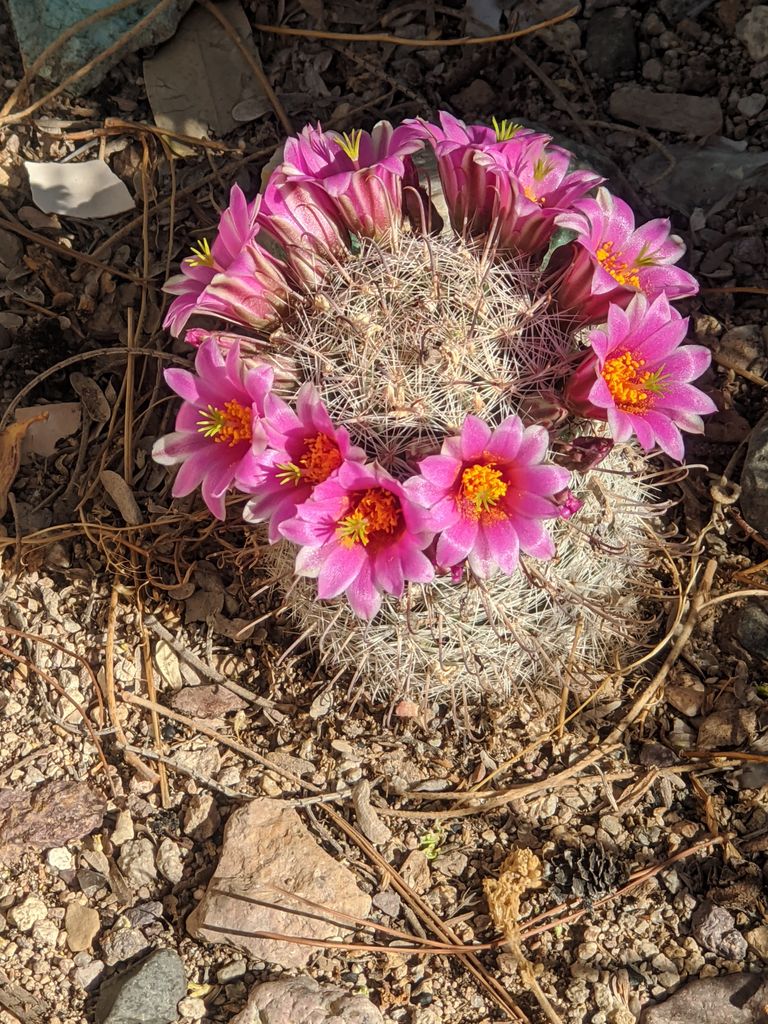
[609,88,722,135]
[186,798,371,969]
[95,948,186,1024]
[640,971,768,1023]
[741,412,768,536]
[6,0,194,93]
[231,976,385,1024]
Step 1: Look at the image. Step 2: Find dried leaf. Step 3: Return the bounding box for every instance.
[69,372,111,423]
[0,414,47,516]
[100,469,143,526]
[144,0,266,151]
[352,779,392,845]
[24,160,134,218]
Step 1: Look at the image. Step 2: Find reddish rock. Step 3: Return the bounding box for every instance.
[0,780,106,864]
[187,798,371,968]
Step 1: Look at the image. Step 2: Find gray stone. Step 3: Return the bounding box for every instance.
[737,7,768,62]
[118,838,157,889]
[741,413,768,536]
[738,94,768,119]
[643,58,664,82]
[732,237,766,265]
[639,742,678,768]
[101,926,151,966]
[697,709,757,750]
[610,88,722,135]
[732,604,768,662]
[231,976,385,1024]
[586,8,637,79]
[95,948,187,1024]
[634,144,768,215]
[372,890,401,917]
[640,971,768,1023]
[691,901,747,959]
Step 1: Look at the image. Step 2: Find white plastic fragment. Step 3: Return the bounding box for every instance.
[24,160,134,219]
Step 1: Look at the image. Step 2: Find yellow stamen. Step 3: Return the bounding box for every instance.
[187,237,214,268]
[276,462,302,486]
[334,129,363,162]
[197,400,252,446]
[337,488,401,548]
[602,352,668,414]
[533,157,553,181]
[460,463,508,515]
[595,240,641,289]
[492,117,522,142]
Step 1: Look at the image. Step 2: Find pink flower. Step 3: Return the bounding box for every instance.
[565,294,716,460]
[553,187,699,324]
[163,185,291,336]
[406,415,570,578]
[237,384,365,541]
[152,339,273,519]
[553,488,584,519]
[259,171,350,285]
[415,112,541,237]
[475,135,603,254]
[279,121,425,239]
[279,461,435,620]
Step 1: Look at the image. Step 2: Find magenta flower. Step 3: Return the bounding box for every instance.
[163,185,291,335]
[279,461,435,620]
[416,112,541,237]
[475,135,603,254]
[259,171,350,285]
[152,339,273,519]
[565,294,716,460]
[237,384,365,541]
[406,415,570,578]
[553,187,699,324]
[279,120,425,239]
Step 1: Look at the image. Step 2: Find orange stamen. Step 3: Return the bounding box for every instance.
[595,240,641,289]
[300,432,343,484]
[197,399,252,446]
[337,488,401,547]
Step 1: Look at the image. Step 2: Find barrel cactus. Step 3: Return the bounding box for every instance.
[153,113,714,709]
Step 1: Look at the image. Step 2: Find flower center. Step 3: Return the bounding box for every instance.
[602,352,668,414]
[334,129,363,162]
[277,433,343,487]
[460,463,508,514]
[197,400,252,446]
[492,117,522,142]
[595,240,640,289]
[337,488,401,547]
[187,238,214,268]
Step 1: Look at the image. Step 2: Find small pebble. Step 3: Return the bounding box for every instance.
[177,995,207,1019]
